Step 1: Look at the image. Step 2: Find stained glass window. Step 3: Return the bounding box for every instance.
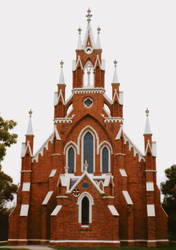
[102,147,109,173]
[68,147,75,173]
[83,132,93,173]
[82,196,89,225]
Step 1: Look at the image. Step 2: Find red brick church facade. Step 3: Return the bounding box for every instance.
[8,10,168,247]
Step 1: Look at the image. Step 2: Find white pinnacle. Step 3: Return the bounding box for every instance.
[83,9,95,49]
[26,109,33,136]
[112,60,119,83]
[58,60,65,84]
[77,28,82,50]
[144,108,152,135]
[96,27,101,49]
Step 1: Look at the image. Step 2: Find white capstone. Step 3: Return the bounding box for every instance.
[42,191,53,205]
[49,169,57,178]
[108,205,119,216]
[147,204,155,217]
[22,182,30,191]
[122,190,133,205]
[146,182,154,191]
[20,204,29,216]
[119,169,127,177]
[51,205,62,216]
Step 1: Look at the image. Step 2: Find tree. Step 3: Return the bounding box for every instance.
[161,165,176,240]
[0,115,18,240]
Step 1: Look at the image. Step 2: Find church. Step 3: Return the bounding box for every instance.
[8,9,168,247]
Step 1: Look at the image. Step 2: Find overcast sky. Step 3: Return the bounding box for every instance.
[0,0,176,189]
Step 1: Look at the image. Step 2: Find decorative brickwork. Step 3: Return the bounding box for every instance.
[8,9,168,247]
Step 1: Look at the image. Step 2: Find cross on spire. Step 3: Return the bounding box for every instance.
[28,109,33,118]
[60,60,64,69]
[114,60,118,68]
[86,8,92,23]
[145,108,149,117]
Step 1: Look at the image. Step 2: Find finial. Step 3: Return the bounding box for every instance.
[114,60,118,68]
[28,109,32,118]
[97,27,101,34]
[84,160,88,172]
[78,27,82,35]
[86,8,92,23]
[60,60,64,69]
[145,108,149,117]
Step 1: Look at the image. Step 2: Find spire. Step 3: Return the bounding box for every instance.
[83,9,95,49]
[77,28,82,50]
[144,108,152,135]
[58,60,65,84]
[96,27,101,49]
[112,60,119,84]
[26,109,33,136]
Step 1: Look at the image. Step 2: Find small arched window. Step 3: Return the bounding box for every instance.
[83,132,94,173]
[68,147,75,173]
[102,147,109,173]
[82,196,89,225]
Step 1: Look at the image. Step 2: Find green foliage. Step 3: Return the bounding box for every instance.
[0,116,18,240]
[161,165,176,240]
[0,116,17,170]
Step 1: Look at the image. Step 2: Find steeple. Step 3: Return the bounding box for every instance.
[58,60,65,84]
[144,108,152,135]
[96,27,101,49]
[83,9,95,49]
[112,60,119,84]
[26,109,33,136]
[77,28,82,50]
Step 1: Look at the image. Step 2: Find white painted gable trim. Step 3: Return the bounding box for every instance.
[54,124,61,140]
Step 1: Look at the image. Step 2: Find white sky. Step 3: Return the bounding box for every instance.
[0,0,176,189]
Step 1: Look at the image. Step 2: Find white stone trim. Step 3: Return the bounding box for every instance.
[22,182,30,192]
[63,141,78,155]
[42,191,53,205]
[20,204,29,216]
[98,140,113,154]
[49,169,57,178]
[77,192,94,224]
[104,117,123,123]
[50,240,120,243]
[146,182,154,191]
[72,87,105,95]
[119,169,127,177]
[54,124,61,140]
[122,190,133,205]
[51,205,62,216]
[100,145,111,173]
[108,205,119,216]
[147,204,155,217]
[66,146,76,173]
[55,117,72,124]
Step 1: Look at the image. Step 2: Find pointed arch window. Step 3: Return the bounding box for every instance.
[83,60,94,88]
[67,147,75,173]
[101,147,110,173]
[82,197,89,225]
[83,132,94,173]
[77,192,94,226]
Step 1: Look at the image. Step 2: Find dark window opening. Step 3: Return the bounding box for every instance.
[68,147,75,173]
[83,132,93,173]
[102,147,109,173]
[81,196,89,225]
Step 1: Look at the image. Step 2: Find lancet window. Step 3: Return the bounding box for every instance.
[83,132,94,173]
[83,60,94,87]
[67,147,75,173]
[101,146,110,173]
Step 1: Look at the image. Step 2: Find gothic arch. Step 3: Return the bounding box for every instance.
[77,192,94,224]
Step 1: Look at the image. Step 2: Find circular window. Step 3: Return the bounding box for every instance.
[84,98,93,108]
[85,47,93,54]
